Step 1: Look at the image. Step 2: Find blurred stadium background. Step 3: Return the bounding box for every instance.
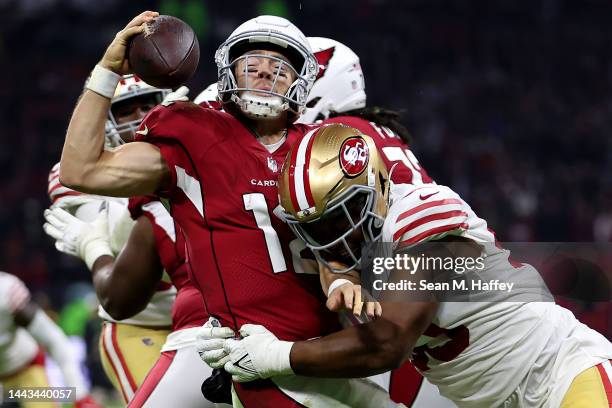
[0,0,611,403]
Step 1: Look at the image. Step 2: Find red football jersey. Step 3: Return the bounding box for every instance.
[322,116,433,185]
[137,103,338,341]
[128,196,207,331]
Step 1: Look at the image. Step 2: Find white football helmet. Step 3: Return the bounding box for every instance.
[297,37,366,124]
[215,15,318,119]
[105,75,170,147]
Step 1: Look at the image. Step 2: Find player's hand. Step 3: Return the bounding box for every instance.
[99,11,159,74]
[43,207,112,269]
[162,86,190,106]
[223,324,294,382]
[326,281,382,319]
[196,317,235,369]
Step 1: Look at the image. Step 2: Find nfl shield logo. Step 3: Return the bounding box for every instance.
[267,157,278,173]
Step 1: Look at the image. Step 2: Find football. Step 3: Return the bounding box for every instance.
[128,15,200,89]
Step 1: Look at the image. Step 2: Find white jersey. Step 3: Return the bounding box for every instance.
[48,163,175,327]
[0,272,38,376]
[383,183,612,407]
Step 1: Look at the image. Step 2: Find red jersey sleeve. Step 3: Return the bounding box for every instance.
[137,102,204,199]
[127,195,151,220]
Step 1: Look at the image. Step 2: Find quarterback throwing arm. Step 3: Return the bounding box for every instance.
[60,11,169,197]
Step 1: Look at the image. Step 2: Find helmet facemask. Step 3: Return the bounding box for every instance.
[221,53,305,119]
[215,17,318,121]
[106,91,167,146]
[279,124,390,274]
[286,184,385,273]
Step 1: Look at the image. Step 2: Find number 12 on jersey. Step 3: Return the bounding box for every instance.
[243,193,287,273]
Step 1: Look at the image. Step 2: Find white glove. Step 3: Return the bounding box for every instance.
[195,317,235,369]
[43,207,112,270]
[161,86,190,106]
[223,324,294,382]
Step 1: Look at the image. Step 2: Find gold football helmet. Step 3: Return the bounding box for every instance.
[279,123,389,272]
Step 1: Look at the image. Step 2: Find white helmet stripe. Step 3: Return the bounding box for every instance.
[294,128,318,210]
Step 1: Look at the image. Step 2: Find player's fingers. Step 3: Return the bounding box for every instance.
[55,241,72,255]
[116,25,146,44]
[223,362,242,379]
[196,338,226,352]
[124,11,159,30]
[43,209,58,226]
[342,285,354,310]
[51,208,75,224]
[223,338,240,355]
[44,209,64,225]
[43,208,54,222]
[208,354,230,370]
[352,285,362,316]
[353,301,364,317]
[375,302,383,318]
[365,302,376,319]
[199,349,228,367]
[197,326,235,340]
[239,324,269,337]
[43,223,63,240]
[326,293,341,312]
[200,349,227,361]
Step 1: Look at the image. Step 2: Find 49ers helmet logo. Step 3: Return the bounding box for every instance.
[339,136,369,177]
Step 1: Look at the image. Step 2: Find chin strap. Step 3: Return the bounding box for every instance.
[231,92,288,119]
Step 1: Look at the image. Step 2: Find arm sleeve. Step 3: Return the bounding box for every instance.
[392,185,470,246]
[26,310,88,399]
[48,163,102,210]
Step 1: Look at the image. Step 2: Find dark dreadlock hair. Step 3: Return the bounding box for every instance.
[328,106,413,145]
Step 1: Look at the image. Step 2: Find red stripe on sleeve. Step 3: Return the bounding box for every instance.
[48,181,69,196]
[393,210,468,242]
[50,191,83,204]
[396,198,462,223]
[398,222,469,246]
